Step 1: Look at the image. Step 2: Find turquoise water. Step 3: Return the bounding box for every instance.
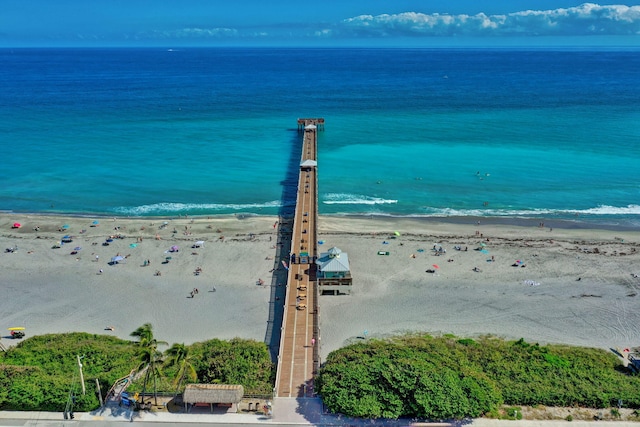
[1,48,639,227]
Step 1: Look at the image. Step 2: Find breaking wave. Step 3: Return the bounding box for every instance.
[115,201,283,216]
[322,193,398,205]
[419,204,640,217]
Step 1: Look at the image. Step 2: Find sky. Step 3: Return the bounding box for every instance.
[1,1,639,47]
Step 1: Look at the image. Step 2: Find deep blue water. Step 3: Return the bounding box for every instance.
[1,48,639,227]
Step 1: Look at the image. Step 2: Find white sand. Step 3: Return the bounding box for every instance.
[317,217,640,359]
[0,214,279,347]
[2,214,640,362]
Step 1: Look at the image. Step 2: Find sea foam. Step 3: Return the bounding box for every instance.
[116,201,283,216]
[420,205,640,217]
[322,193,398,205]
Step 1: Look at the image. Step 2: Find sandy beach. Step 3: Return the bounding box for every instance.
[1,214,640,361]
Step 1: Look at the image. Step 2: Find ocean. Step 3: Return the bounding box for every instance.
[1,47,639,228]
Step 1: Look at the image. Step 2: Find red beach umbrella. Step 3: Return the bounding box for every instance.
[432,264,440,269]
[12,223,21,228]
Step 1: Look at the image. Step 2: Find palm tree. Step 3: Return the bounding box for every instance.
[130,323,168,406]
[164,343,198,399]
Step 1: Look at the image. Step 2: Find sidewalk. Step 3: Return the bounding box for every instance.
[2,401,639,427]
[0,408,273,424]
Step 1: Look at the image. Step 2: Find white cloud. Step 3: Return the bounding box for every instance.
[84,3,640,45]
[135,27,239,40]
[339,3,640,37]
[314,29,333,38]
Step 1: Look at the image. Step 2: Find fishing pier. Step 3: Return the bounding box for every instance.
[274,119,322,398]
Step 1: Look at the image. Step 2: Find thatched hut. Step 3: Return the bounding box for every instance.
[183,384,244,413]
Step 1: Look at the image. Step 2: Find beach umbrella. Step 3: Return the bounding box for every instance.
[130,243,137,248]
[432,264,440,269]
[92,220,100,225]
[165,256,172,260]
[480,249,489,254]
[62,224,69,229]
[171,245,179,251]
[394,231,401,236]
[12,222,21,228]
[73,246,82,251]
[480,242,486,246]
[111,255,124,263]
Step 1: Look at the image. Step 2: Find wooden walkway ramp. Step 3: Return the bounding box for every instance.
[274,119,321,398]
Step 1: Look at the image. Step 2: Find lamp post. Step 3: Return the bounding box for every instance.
[77,355,86,395]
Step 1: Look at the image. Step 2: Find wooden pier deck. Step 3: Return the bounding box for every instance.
[274,119,321,398]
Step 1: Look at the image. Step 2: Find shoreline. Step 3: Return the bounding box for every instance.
[336,213,640,232]
[3,210,639,232]
[2,213,640,361]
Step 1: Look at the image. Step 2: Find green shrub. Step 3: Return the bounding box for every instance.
[1,333,137,411]
[317,335,640,419]
[1,332,275,411]
[505,406,522,420]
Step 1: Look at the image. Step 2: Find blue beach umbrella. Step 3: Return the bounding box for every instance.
[92,220,99,225]
[62,224,69,229]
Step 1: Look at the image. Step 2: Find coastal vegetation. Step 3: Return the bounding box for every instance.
[0,327,274,412]
[316,335,640,420]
